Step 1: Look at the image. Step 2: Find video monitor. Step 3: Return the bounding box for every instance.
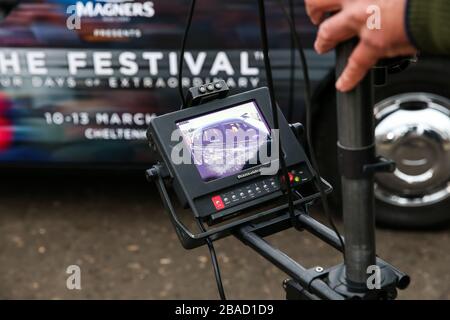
[148,86,317,228]
[176,101,271,182]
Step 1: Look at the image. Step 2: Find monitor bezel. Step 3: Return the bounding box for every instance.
[148,87,311,217]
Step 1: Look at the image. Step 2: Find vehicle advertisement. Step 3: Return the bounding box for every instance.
[0,0,330,166]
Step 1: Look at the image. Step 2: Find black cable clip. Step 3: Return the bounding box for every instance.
[373,55,417,86]
[338,143,396,179]
[363,156,396,175]
[145,163,169,182]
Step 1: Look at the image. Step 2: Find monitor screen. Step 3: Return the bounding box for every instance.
[176,101,271,182]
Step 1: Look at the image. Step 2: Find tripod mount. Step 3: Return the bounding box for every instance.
[146,77,410,299]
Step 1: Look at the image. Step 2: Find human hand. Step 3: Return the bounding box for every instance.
[305,0,417,92]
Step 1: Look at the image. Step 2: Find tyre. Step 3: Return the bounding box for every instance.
[312,57,450,228]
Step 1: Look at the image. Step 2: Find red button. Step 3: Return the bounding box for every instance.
[282,173,294,183]
[211,196,225,210]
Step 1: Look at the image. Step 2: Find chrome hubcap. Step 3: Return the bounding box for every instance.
[374,93,450,207]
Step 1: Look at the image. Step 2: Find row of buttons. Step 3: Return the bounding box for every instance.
[223,182,277,202]
[211,178,279,210]
[198,82,223,93]
[208,165,313,215]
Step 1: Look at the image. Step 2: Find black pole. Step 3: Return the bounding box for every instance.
[335,40,377,289]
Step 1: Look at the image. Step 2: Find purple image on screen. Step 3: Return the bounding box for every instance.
[177,101,271,182]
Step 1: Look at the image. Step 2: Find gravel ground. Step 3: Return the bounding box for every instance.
[0,173,448,300]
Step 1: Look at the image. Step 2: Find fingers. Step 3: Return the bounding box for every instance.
[305,0,342,25]
[314,9,360,54]
[336,41,379,92]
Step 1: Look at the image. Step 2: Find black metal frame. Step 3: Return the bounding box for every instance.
[237,211,410,300]
[147,18,414,296]
[146,74,410,297]
[147,163,332,249]
[148,159,409,299]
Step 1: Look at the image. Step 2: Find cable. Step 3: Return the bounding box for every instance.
[275,0,346,255]
[178,0,226,300]
[287,0,296,122]
[257,0,298,230]
[196,220,227,300]
[178,0,197,108]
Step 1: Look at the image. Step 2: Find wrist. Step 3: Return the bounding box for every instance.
[406,0,450,53]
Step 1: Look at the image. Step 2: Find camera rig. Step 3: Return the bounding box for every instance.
[146,80,409,300]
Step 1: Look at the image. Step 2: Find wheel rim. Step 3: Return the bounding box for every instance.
[374,92,450,207]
